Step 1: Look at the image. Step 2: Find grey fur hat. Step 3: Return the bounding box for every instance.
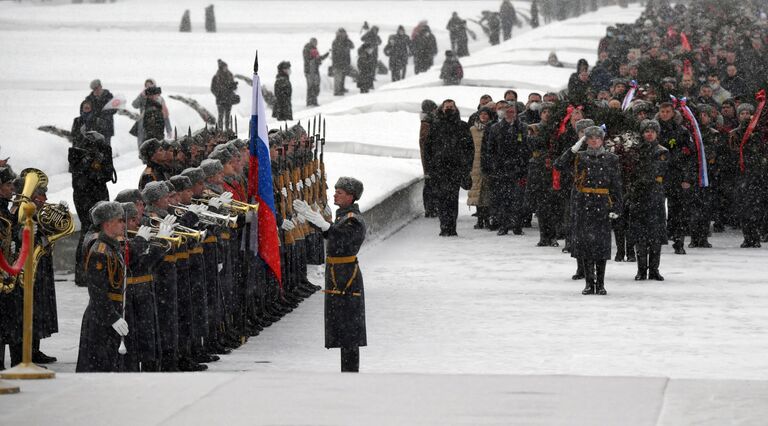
[120,202,138,219]
[200,159,223,178]
[575,119,596,133]
[639,119,661,133]
[335,177,364,201]
[142,181,169,204]
[584,125,605,139]
[114,188,143,204]
[90,201,124,226]
[170,175,192,192]
[737,103,755,115]
[228,139,247,150]
[164,180,176,193]
[631,100,653,115]
[181,167,205,184]
[0,166,17,184]
[208,146,233,164]
[539,101,556,112]
[139,138,163,162]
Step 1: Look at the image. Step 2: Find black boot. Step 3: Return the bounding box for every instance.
[595,260,607,295]
[582,260,595,295]
[613,229,625,262]
[32,339,57,364]
[673,238,686,255]
[648,244,664,281]
[634,244,648,281]
[572,258,585,280]
[340,346,359,372]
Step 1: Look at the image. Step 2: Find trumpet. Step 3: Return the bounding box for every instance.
[191,197,248,218]
[127,229,182,246]
[147,216,205,241]
[170,204,238,228]
[229,199,259,213]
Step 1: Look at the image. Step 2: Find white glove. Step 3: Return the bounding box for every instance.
[112,318,129,337]
[295,215,305,224]
[324,203,333,217]
[217,263,223,272]
[136,225,152,241]
[157,222,173,238]
[305,178,312,187]
[218,192,234,205]
[281,188,288,198]
[315,170,322,180]
[297,181,304,191]
[289,182,294,191]
[310,174,316,184]
[281,220,296,231]
[10,241,16,253]
[293,199,311,214]
[571,136,585,153]
[608,212,619,220]
[58,200,69,210]
[299,208,330,231]
[161,215,177,228]
[187,204,208,215]
[208,197,223,208]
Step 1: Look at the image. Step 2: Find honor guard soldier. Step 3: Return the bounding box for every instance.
[0,166,22,368]
[295,177,367,372]
[76,201,128,372]
[138,138,165,190]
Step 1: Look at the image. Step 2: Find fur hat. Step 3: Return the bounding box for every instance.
[575,119,595,133]
[170,175,192,192]
[539,101,556,112]
[164,180,176,193]
[0,166,17,185]
[334,177,364,201]
[200,159,223,178]
[208,146,233,164]
[114,189,143,204]
[90,201,124,226]
[228,139,247,150]
[89,79,102,90]
[584,125,605,139]
[268,130,284,148]
[141,181,169,204]
[639,119,661,133]
[631,100,653,115]
[737,103,755,115]
[181,167,205,184]
[139,138,163,162]
[421,99,438,113]
[120,202,138,220]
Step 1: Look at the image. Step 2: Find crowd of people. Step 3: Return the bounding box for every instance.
[421,0,768,295]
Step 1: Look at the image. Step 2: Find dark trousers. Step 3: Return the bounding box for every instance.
[217,104,232,129]
[584,259,607,286]
[341,346,359,372]
[492,181,524,232]
[612,203,635,259]
[423,177,439,217]
[691,187,713,243]
[666,186,693,241]
[73,184,109,286]
[636,242,662,273]
[391,64,406,82]
[532,190,559,242]
[434,181,460,234]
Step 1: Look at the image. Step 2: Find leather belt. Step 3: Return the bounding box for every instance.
[326,256,357,265]
[108,293,123,302]
[127,275,152,285]
[578,187,609,195]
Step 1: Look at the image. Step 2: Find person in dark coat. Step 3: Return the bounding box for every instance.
[361,25,382,64]
[424,100,474,236]
[656,102,696,254]
[525,102,560,245]
[210,59,238,130]
[627,120,669,281]
[419,99,439,218]
[383,27,411,82]
[142,91,167,143]
[482,101,531,236]
[356,43,377,93]
[69,127,114,288]
[84,79,117,146]
[446,12,470,57]
[273,61,293,120]
[500,0,519,41]
[0,166,22,369]
[479,11,501,46]
[555,126,623,295]
[439,51,463,86]
[331,28,355,96]
[412,24,437,74]
[689,106,720,248]
[294,177,366,373]
[76,202,128,372]
[305,42,329,107]
[138,138,166,190]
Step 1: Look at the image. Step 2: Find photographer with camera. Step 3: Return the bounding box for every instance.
[69,108,117,287]
[131,79,172,148]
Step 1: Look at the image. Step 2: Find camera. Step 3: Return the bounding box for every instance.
[145,86,162,96]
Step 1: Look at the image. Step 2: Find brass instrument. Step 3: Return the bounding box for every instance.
[126,229,182,246]
[170,204,238,228]
[147,216,205,241]
[15,168,48,223]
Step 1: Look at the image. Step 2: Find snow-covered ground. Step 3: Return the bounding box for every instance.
[2,1,767,424]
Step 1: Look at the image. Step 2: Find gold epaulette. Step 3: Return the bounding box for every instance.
[96,242,107,254]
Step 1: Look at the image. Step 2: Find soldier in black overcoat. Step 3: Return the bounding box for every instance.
[76,202,127,372]
[555,126,623,295]
[731,102,768,247]
[0,166,22,368]
[626,120,669,281]
[294,177,366,372]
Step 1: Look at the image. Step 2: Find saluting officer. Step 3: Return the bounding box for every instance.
[295,177,367,372]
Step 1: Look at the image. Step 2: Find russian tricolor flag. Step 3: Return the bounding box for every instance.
[248,69,282,285]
